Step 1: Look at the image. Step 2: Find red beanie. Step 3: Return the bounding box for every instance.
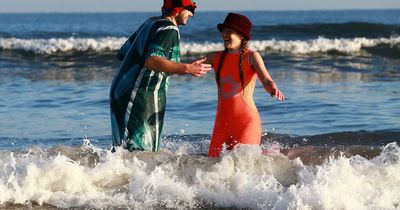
[217,13,253,40]
[162,0,197,16]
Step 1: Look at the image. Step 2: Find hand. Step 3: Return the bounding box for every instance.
[268,82,285,101]
[187,57,212,77]
[273,89,285,101]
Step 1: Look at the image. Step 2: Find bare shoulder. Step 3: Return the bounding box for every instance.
[249,51,263,66]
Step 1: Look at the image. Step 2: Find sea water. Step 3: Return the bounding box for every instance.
[1,10,400,209]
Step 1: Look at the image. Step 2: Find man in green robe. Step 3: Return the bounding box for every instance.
[110,0,211,151]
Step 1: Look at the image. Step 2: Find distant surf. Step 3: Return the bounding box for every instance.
[1,36,399,58]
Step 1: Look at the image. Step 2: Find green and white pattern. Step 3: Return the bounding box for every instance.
[110,16,180,151]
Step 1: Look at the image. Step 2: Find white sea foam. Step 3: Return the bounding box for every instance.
[1,36,399,55]
[251,36,400,54]
[0,142,399,209]
[0,37,126,54]
[182,36,400,55]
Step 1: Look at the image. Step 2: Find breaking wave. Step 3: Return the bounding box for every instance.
[0,137,399,209]
[1,36,400,58]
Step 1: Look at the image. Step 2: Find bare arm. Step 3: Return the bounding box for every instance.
[202,52,217,65]
[144,56,212,77]
[249,51,285,101]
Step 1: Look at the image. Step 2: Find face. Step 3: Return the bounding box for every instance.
[176,9,194,25]
[221,27,244,50]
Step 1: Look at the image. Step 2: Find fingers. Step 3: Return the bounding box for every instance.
[193,57,207,64]
[270,87,285,101]
[198,57,207,63]
[191,68,211,77]
[188,58,212,77]
[191,63,212,76]
[274,90,285,101]
[201,63,212,71]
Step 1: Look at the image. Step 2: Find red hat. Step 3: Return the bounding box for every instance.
[162,0,197,16]
[217,13,253,40]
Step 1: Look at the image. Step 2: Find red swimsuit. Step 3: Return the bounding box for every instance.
[208,50,262,157]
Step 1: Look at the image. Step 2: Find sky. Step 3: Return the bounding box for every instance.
[1,0,400,13]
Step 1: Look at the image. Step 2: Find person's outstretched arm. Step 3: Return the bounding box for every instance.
[202,52,217,65]
[249,51,285,101]
[144,56,212,77]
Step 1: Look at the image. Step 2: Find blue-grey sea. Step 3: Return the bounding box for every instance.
[0,10,400,209]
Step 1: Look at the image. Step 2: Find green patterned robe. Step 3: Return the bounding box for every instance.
[110,16,180,151]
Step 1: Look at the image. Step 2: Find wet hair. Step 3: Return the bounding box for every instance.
[216,39,248,93]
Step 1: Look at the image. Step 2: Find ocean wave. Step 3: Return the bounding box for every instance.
[1,36,400,57]
[0,37,126,54]
[0,140,399,209]
[182,37,400,56]
[253,22,400,39]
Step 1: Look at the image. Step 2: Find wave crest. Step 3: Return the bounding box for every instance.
[182,36,400,55]
[1,36,400,56]
[0,37,125,54]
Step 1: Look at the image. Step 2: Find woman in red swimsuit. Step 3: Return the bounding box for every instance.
[204,13,285,157]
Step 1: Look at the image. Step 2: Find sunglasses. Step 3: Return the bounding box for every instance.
[185,6,196,15]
